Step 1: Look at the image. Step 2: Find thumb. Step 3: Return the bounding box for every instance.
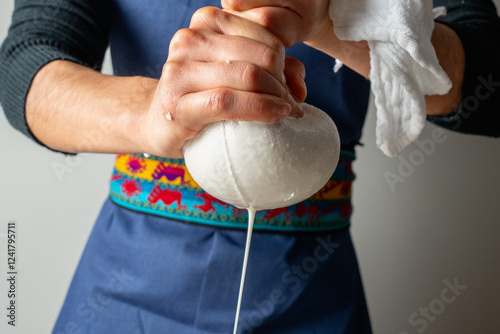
[223,7,303,47]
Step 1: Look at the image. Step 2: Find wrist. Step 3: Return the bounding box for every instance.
[304,21,370,78]
[123,76,158,155]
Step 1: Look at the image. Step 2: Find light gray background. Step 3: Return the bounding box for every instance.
[0,0,499,333]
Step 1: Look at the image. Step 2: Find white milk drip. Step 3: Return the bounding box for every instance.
[232,207,256,334]
[183,103,340,333]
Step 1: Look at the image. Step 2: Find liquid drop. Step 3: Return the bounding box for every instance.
[232,207,256,334]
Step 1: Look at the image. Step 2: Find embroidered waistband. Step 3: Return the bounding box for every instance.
[109,151,355,232]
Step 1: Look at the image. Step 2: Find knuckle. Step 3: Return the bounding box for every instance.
[279,34,295,49]
[170,28,203,51]
[192,6,220,24]
[250,13,286,49]
[161,61,182,79]
[267,34,284,53]
[260,47,281,72]
[254,10,274,31]
[250,97,281,122]
[222,0,245,11]
[241,63,262,87]
[207,89,234,114]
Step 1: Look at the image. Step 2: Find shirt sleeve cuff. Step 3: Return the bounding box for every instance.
[1,42,88,154]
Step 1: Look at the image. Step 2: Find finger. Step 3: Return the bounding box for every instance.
[223,7,304,47]
[284,56,307,103]
[175,88,296,128]
[161,60,294,105]
[169,28,285,83]
[190,7,285,54]
[221,0,292,11]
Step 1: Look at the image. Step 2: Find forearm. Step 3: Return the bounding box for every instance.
[306,22,465,117]
[26,60,157,154]
[24,8,303,158]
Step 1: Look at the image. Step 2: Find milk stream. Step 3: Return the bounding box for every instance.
[232,207,256,334]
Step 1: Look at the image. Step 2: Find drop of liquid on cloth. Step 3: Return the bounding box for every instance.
[232,207,256,334]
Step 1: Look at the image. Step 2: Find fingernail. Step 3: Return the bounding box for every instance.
[291,102,304,118]
[276,100,292,116]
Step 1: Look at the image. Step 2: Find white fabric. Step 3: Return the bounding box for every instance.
[330,1,452,157]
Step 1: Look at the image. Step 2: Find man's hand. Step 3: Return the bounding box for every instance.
[27,7,307,158]
[221,0,332,47]
[141,7,307,158]
[222,1,465,117]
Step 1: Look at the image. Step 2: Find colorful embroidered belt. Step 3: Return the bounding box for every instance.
[109,151,355,232]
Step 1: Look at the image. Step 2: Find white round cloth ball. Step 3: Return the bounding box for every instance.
[183,103,340,210]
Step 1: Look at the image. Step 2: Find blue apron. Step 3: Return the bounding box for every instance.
[53,0,372,332]
[53,198,371,333]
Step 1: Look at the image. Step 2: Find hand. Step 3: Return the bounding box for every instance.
[141,7,306,159]
[222,1,369,78]
[221,0,332,47]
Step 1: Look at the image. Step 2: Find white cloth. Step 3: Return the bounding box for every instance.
[330,0,452,157]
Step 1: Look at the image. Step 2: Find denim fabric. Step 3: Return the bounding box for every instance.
[52,199,372,334]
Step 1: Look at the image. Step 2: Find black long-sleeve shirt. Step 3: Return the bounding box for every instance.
[431,0,500,136]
